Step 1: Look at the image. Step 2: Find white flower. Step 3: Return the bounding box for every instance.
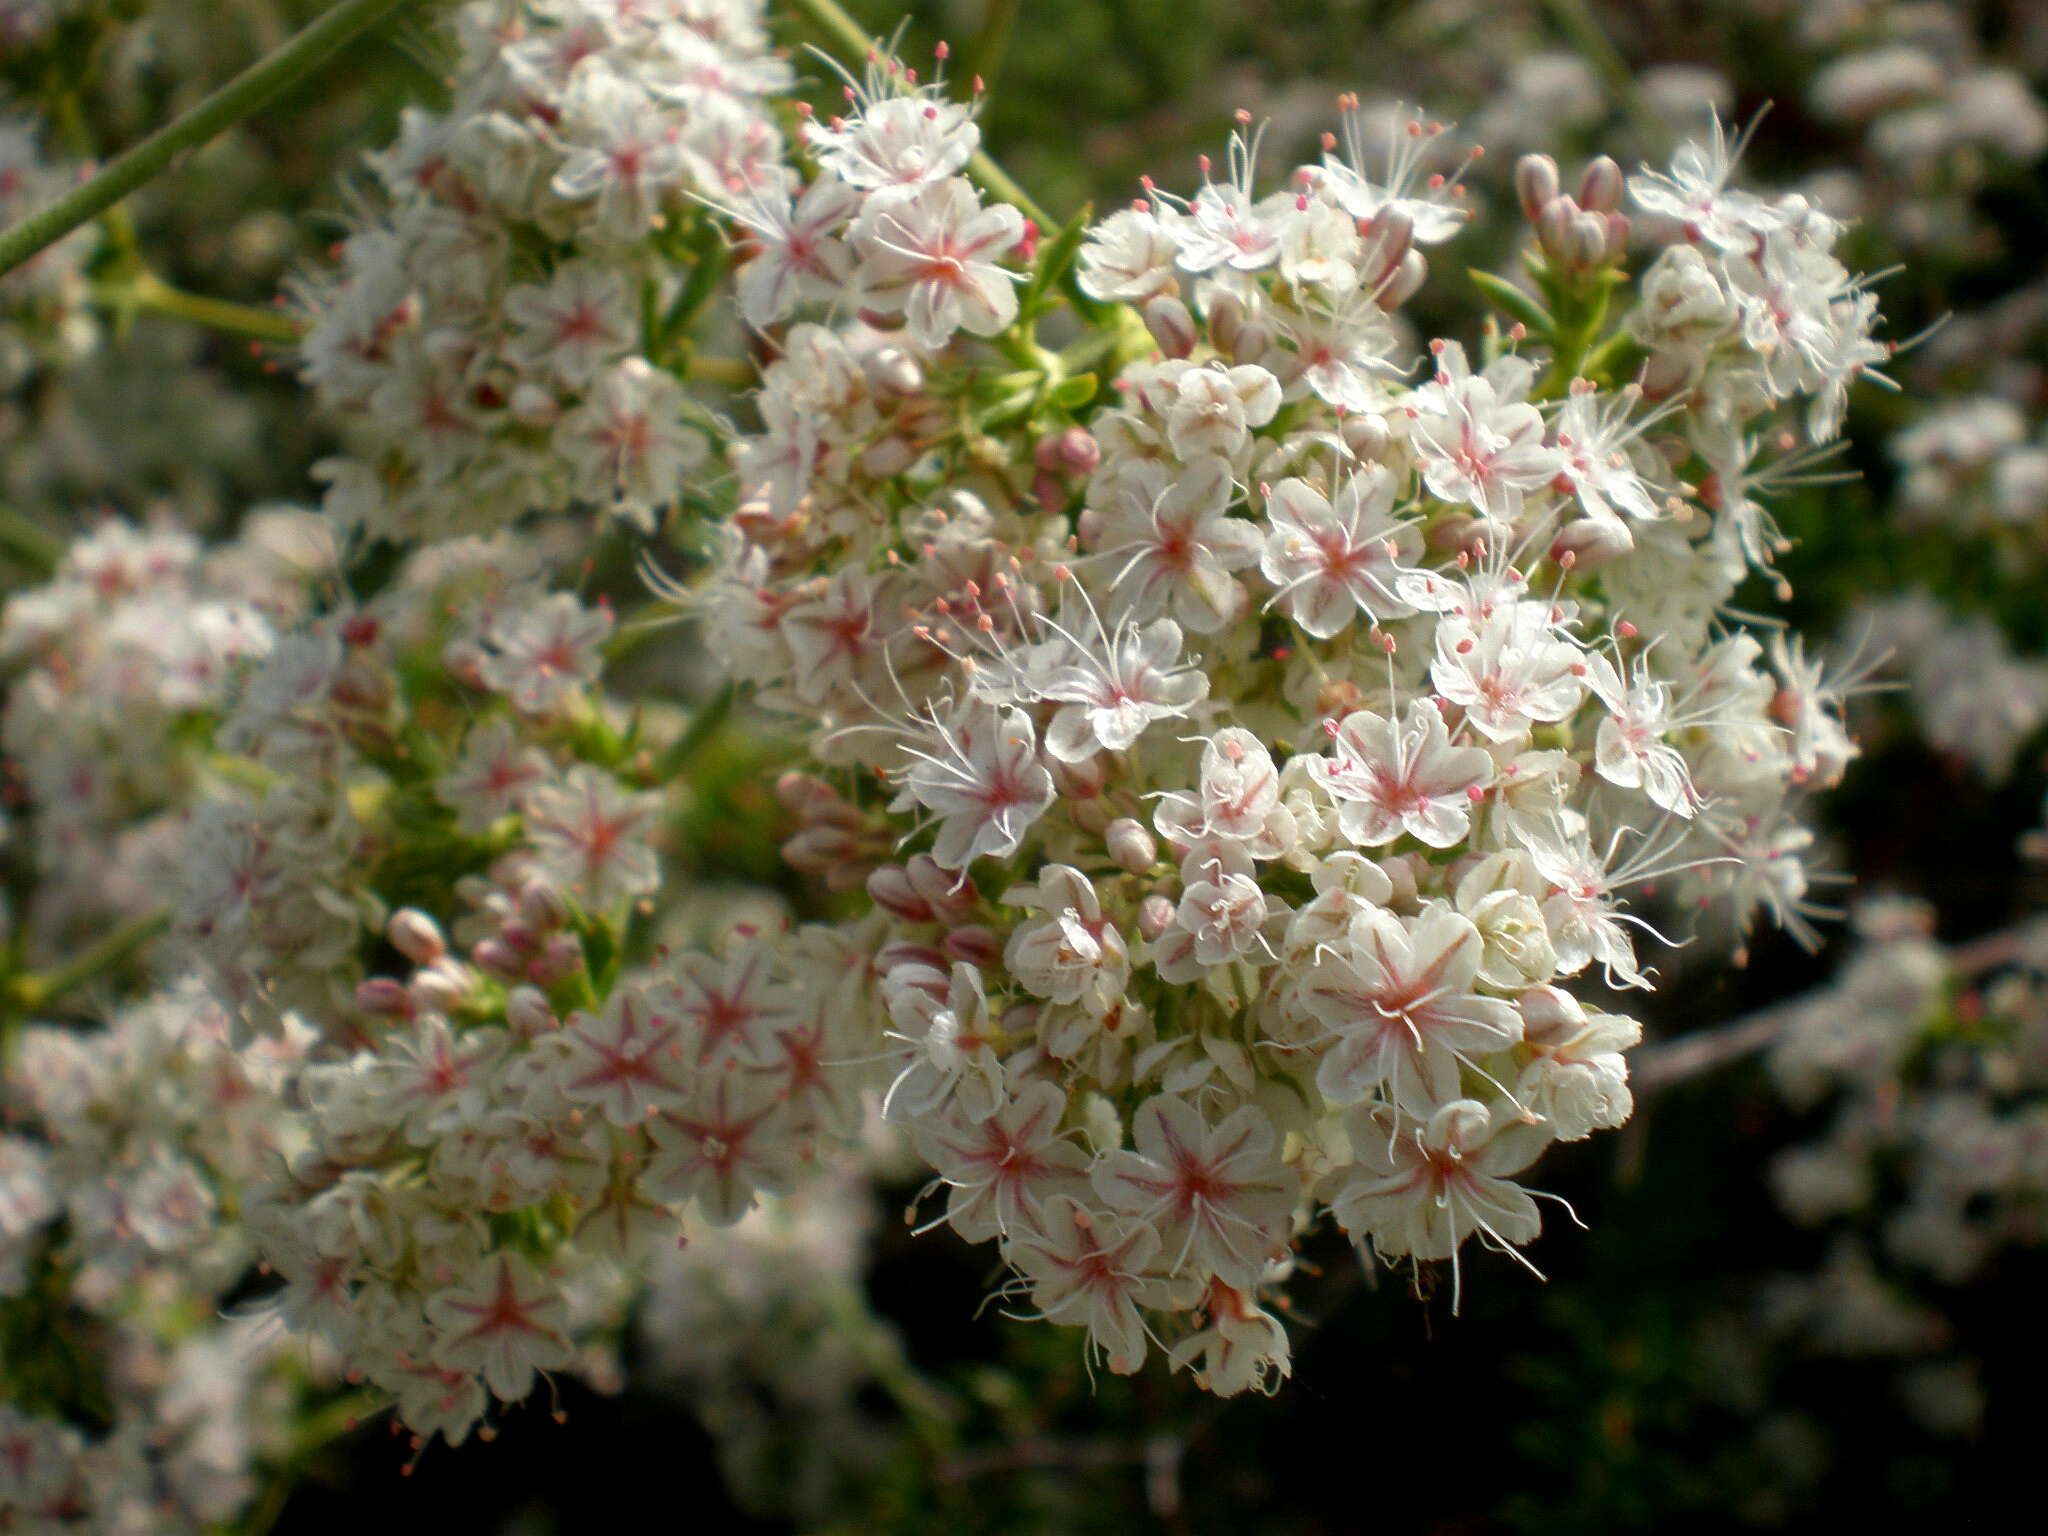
[893,700,1056,870]
[1259,468,1418,638]
[1298,901,1524,1111]
[1327,1099,1550,1304]
[1038,611,1208,762]
[879,961,1005,1123]
[851,177,1024,348]
[1091,1096,1297,1288]
[1321,698,1495,848]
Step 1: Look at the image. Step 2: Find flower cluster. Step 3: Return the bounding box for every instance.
[0,512,328,954]
[294,0,793,540]
[0,981,319,1530]
[677,76,1882,1387]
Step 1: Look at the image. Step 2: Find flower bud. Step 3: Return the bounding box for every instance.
[863,345,924,397]
[1577,154,1624,214]
[942,925,1002,967]
[1601,211,1631,264]
[505,986,556,1036]
[471,938,526,983]
[868,864,936,923]
[410,964,472,1014]
[1143,294,1198,359]
[1206,289,1246,355]
[330,657,391,712]
[354,978,413,1017]
[1553,515,1635,568]
[535,932,585,984]
[519,879,571,933]
[1050,426,1100,477]
[1076,505,1107,548]
[1106,818,1157,874]
[1052,753,1107,801]
[387,908,446,965]
[1376,854,1421,909]
[1535,195,1576,260]
[1228,319,1272,366]
[1376,250,1428,310]
[508,381,559,427]
[854,434,909,478]
[1515,153,1561,223]
[1137,893,1176,940]
[876,941,948,980]
[1566,211,1610,271]
[907,854,977,923]
[1341,412,1392,461]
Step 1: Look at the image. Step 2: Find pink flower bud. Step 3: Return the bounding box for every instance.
[907,854,977,922]
[1576,154,1624,215]
[1106,818,1157,874]
[1535,195,1577,260]
[410,965,471,1013]
[1206,289,1245,355]
[1553,515,1634,568]
[1229,319,1272,366]
[861,435,917,478]
[942,925,1002,967]
[354,978,413,1017]
[868,864,936,922]
[535,932,585,983]
[519,879,571,933]
[505,986,556,1036]
[387,908,446,965]
[1143,294,1197,359]
[1053,426,1101,476]
[1515,153,1561,223]
[1137,893,1175,940]
[1566,211,1609,272]
[1376,249,1428,310]
[471,938,526,982]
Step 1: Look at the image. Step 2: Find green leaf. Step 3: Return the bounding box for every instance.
[1047,371,1099,409]
[1020,200,1092,319]
[1469,268,1554,337]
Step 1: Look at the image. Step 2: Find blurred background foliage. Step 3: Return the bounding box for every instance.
[5,0,2046,1530]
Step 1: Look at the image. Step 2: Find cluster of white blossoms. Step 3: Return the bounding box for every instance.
[673,57,1885,1387]
[1769,897,2048,1285]
[0,113,97,390]
[0,981,319,1529]
[295,0,795,541]
[0,513,329,955]
[1854,592,2048,783]
[140,508,889,1444]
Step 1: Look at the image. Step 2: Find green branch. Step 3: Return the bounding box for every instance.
[0,0,433,278]
[5,909,171,1016]
[95,270,302,345]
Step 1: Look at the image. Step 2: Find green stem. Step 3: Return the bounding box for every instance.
[0,0,433,278]
[6,909,171,1015]
[783,0,1056,233]
[95,270,301,344]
